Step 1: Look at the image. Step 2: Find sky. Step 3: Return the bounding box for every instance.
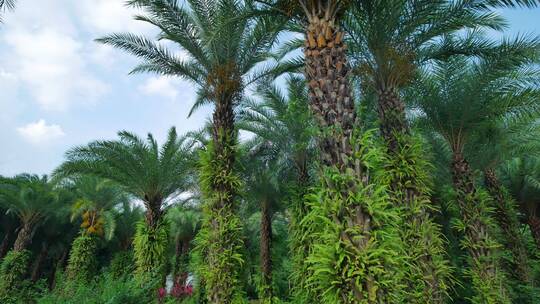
[0,1,539,176]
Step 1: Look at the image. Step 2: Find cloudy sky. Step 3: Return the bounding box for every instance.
[0,1,539,176]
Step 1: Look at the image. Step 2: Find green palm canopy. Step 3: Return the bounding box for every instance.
[55,127,194,229]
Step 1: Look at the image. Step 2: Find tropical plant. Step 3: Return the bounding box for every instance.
[58,175,129,282]
[166,206,201,285]
[410,40,540,302]
[467,119,540,290]
[238,75,315,301]
[500,156,540,249]
[0,174,61,299]
[97,1,282,301]
[55,127,194,284]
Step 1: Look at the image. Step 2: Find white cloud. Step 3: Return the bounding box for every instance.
[77,0,155,35]
[3,28,109,111]
[17,119,65,144]
[139,76,180,99]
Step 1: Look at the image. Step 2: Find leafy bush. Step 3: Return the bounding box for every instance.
[38,273,152,304]
[133,219,169,287]
[66,234,98,282]
[0,249,32,302]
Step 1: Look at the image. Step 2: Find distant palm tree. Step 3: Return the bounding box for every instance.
[467,119,540,285]
[411,41,540,302]
[97,1,280,301]
[61,175,129,282]
[0,174,61,295]
[166,206,201,285]
[238,76,315,301]
[56,127,194,282]
[0,174,59,252]
[500,156,540,248]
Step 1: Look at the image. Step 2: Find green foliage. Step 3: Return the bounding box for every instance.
[133,219,169,286]
[302,130,406,303]
[383,133,452,302]
[109,250,135,279]
[193,141,246,303]
[449,187,510,303]
[66,234,99,283]
[38,273,152,304]
[0,249,31,300]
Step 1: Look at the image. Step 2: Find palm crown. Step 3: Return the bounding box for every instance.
[98,0,281,116]
[56,127,195,228]
[411,40,540,154]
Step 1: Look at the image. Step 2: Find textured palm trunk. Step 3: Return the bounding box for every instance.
[144,198,163,229]
[304,15,356,171]
[484,168,532,284]
[451,152,508,301]
[0,230,12,259]
[31,243,48,282]
[13,222,32,252]
[377,88,409,153]
[527,215,540,250]
[204,69,243,303]
[259,199,273,301]
[377,88,447,302]
[304,10,378,301]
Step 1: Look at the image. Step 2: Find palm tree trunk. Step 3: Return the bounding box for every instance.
[13,222,32,252]
[484,168,532,284]
[174,234,181,279]
[376,88,447,302]
[303,9,381,302]
[377,88,409,153]
[202,73,244,303]
[31,243,48,282]
[304,14,356,171]
[144,198,163,229]
[0,230,12,259]
[259,199,273,301]
[451,152,508,301]
[527,214,540,250]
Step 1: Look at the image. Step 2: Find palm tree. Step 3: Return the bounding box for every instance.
[238,76,315,301]
[97,1,280,301]
[0,174,59,252]
[257,2,415,301]
[55,127,194,283]
[500,156,540,249]
[0,174,60,295]
[61,175,129,282]
[240,143,286,303]
[410,44,540,302]
[166,206,201,286]
[467,119,540,286]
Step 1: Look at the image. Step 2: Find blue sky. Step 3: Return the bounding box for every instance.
[0,1,539,176]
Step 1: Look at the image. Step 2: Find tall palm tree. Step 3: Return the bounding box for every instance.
[410,43,540,302]
[61,175,129,282]
[240,143,286,303]
[55,127,194,283]
[257,2,412,302]
[467,119,540,286]
[238,76,315,301]
[97,1,280,301]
